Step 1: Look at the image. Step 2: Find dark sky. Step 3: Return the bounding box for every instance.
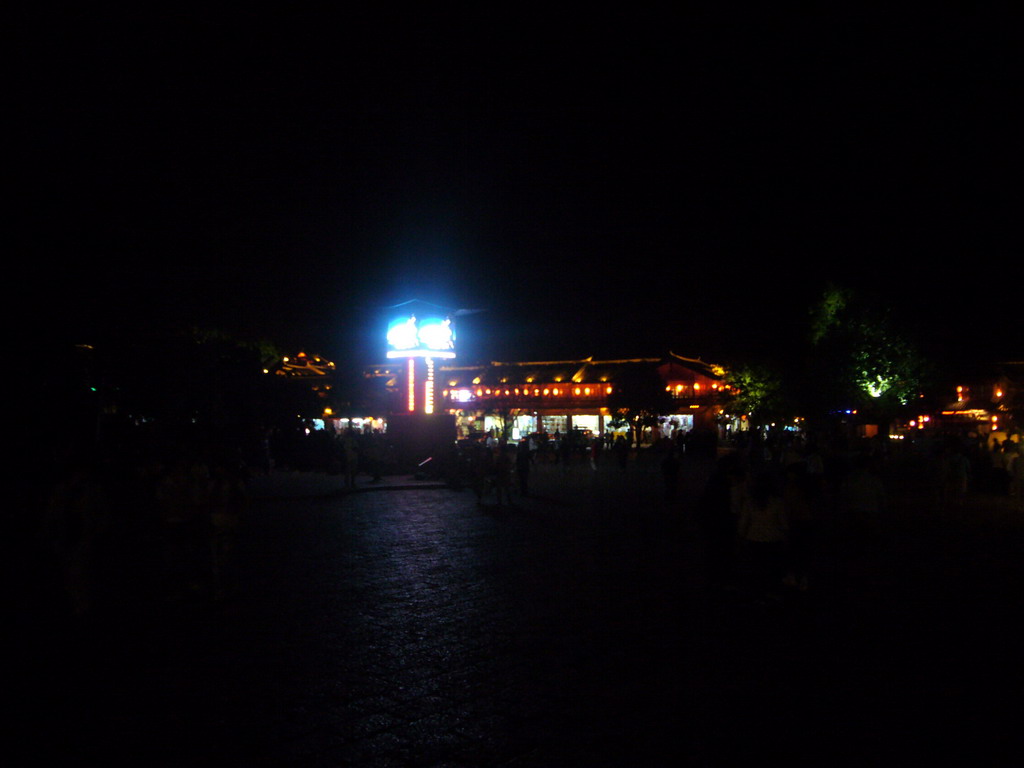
[18,8,1022,372]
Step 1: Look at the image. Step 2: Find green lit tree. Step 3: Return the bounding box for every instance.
[723,363,787,428]
[805,285,930,429]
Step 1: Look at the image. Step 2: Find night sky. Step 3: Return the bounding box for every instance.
[18,8,1022,373]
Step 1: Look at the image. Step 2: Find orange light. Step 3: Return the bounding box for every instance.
[407,359,416,412]
[425,357,435,414]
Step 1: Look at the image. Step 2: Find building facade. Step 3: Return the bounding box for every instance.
[380,352,736,443]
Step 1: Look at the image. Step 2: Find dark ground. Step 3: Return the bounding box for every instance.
[10,447,1024,766]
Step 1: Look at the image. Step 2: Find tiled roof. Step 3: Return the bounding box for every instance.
[439,353,721,387]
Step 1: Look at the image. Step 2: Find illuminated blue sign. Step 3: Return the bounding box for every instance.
[386,315,456,358]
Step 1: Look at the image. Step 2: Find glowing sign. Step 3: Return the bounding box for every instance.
[387,316,419,351]
[386,315,456,358]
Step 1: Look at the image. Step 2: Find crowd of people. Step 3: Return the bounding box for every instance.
[696,437,828,604]
[27,441,252,624]
[452,428,650,506]
[694,428,1023,606]
[22,419,1021,624]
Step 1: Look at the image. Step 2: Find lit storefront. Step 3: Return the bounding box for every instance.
[359,305,735,445]
[437,354,730,443]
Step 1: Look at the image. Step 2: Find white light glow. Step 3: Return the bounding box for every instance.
[450,389,474,403]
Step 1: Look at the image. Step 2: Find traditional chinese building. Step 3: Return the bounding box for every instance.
[926,361,1023,445]
[363,352,733,442]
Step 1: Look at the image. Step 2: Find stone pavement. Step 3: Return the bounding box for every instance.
[12,452,1024,766]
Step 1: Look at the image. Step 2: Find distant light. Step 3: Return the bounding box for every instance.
[388,316,419,350]
[424,358,435,415]
[451,389,473,403]
[865,375,892,399]
[418,318,455,351]
[407,359,415,412]
[387,315,455,359]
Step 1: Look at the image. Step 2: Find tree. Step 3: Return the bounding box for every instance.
[606,362,675,444]
[804,285,930,429]
[483,400,519,442]
[723,363,787,428]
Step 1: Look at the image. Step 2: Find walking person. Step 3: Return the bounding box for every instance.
[516,439,532,497]
[207,461,246,600]
[342,429,359,490]
[494,443,513,507]
[1007,439,1023,510]
[938,438,970,508]
[782,462,814,592]
[697,454,744,592]
[736,470,789,603]
[661,447,681,503]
